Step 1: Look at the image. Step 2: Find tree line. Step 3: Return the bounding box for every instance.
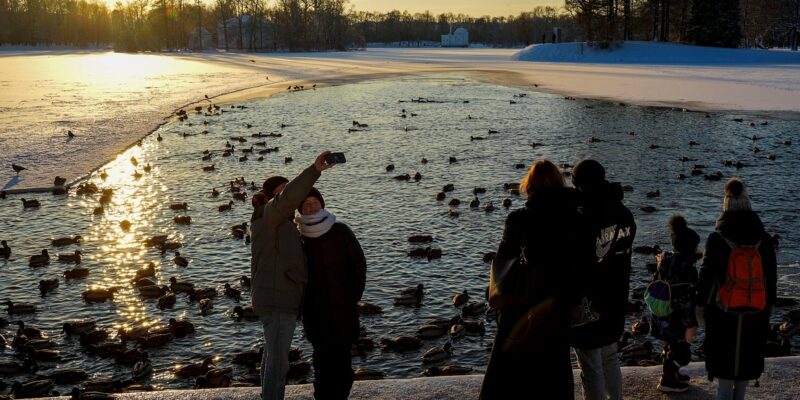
[0,0,797,51]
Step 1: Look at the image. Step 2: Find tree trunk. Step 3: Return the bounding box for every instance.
[623,0,630,40]
[793,0,799,51]
[653,0,659,40]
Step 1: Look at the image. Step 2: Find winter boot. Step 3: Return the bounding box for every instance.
[657,372,689,393]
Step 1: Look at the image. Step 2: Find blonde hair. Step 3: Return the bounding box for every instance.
[520,160,564,196]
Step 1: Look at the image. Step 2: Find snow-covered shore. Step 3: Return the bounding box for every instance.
[37,356,800,400]
[2,44,800,191]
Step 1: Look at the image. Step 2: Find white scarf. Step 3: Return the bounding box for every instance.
[295,209,336,238]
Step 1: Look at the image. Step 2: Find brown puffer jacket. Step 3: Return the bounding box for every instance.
[250,165,320,316]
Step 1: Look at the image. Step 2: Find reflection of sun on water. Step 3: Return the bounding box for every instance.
[88,143,163,331]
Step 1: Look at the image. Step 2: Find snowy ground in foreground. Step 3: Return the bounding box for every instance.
[37,356,800,400]
[2,46,800,190]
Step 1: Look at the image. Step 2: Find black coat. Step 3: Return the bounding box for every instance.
[649,251,699,343]
[570,182,636,350]
[481,187,593,400]
[696,211,777,381]
[302,222,367,346]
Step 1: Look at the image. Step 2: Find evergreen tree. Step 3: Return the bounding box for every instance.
[688,0,742,47]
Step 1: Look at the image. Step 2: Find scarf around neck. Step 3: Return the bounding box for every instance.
[295,209,336,238]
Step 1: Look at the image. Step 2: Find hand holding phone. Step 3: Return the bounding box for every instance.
[325,152,346,164]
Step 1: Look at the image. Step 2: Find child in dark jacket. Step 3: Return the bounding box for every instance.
[648,215,700,393]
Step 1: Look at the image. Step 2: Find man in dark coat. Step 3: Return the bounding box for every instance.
[569,160,636,400]
[696,178,777,400]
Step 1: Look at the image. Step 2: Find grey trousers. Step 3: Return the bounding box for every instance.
[574,343,623,400]
[260,312,297,400]
[716,379,748,400]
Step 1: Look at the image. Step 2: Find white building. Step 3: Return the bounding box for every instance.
[441,26,468,47]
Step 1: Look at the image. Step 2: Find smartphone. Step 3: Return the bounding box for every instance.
[325,152,346,164]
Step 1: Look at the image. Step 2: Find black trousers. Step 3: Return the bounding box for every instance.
[311,340,354,400]
[662,340,691,374]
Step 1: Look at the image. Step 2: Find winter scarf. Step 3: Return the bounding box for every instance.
[295,209,336,238]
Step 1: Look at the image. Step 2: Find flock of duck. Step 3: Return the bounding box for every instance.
[2,85,798,399]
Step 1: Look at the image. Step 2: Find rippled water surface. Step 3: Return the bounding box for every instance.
[1,74,798,392]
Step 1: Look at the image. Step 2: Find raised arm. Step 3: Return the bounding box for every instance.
[264,151,333,227]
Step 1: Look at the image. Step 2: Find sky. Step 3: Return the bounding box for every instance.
[347,0,563,17]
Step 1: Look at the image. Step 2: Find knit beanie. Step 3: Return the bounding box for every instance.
[572,159,606,188]
[298,187,325,214]
[262,176,289,200]
[669,214,700,254]
[723,177,752,211]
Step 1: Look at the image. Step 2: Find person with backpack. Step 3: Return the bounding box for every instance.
[645,215,700,393]
[696,178,777,400]
[569,160,636,400]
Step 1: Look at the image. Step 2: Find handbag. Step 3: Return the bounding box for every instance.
[488,246,529,311]
[569,224,620,328]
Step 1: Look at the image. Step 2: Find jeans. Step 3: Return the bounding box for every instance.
[574,343,622,400]
[717,379,748,400]
[260,312,297,400]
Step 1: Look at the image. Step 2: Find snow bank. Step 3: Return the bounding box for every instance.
[513,41,800,65]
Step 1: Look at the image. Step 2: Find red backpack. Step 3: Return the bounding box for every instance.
[717,236,766,312]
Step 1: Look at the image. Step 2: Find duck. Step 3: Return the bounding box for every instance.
[134,262,156,281]
[413,172,422,181]
[198,298,213,315]
[482,252,497,262]
[173,252,188,267]
[356,301,383,315]
[11,163,26,175]
[16,321,43,338]
[436,192,446,201]
[380,336,422,352]
[190,287,218,302]
[645,190,660,198]
[460,318,486,336]
[232,305,258,320]
[422,342,453,364]
[196,367,232,388]
[39,278,59,295]
[449,323,466,339]
[469,197,480,208]
[0,240,10,258]
[239,275,251,287]
[6,301,36,314]
[484,202,495,212]
[287,360,312,380]
[169,202,188,210]
[63,320,96,336]
[442,183,455,192]
[25,347,60,361]
[231,223,248,239]
[218,201,234,212]
[175,357,214,379]
[0,359,37,375]
[448,209,461,218]
[639,206,657,213]
[416,325,446,339]
[138,285,167,299]
[448,198,461,207]
[452,290,469,307]
[132,353,153,381]
[137,332,173,349]
[158,241,182,252]
[631,316,650,336]
[224,284,241,301]
[169,277,194,293]
[119,220,131,230]
[174,215,192,225]
[393,174,410,181]
[82,287,116,303]
[232,347,263,366]
[423,365,473,377]
[354,368,385,381]
[421,157,428,164]
[157,291,176,310]
[64,267,90,279]
[11,380,55,398]
[168,318,195,337]
[461,301,487,317]
[57,250,82,263]
[37,367,88,384]
[51,235,82,246]
[501,198,512,208]
[385,164,395,172]
[29,249,50,267]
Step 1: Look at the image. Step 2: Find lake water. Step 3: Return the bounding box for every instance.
[0,74,798,392]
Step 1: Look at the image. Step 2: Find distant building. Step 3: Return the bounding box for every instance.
[188,27,213,51]
[441,26,468,47]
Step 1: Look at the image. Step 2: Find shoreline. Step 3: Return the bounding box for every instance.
[3,48,800,193]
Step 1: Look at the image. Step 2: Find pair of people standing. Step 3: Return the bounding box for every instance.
[249,151,367,400]
[481,159,631,400]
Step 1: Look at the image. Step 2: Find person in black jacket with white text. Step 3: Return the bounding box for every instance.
[569,160,636,400]
[295,187,367,400]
